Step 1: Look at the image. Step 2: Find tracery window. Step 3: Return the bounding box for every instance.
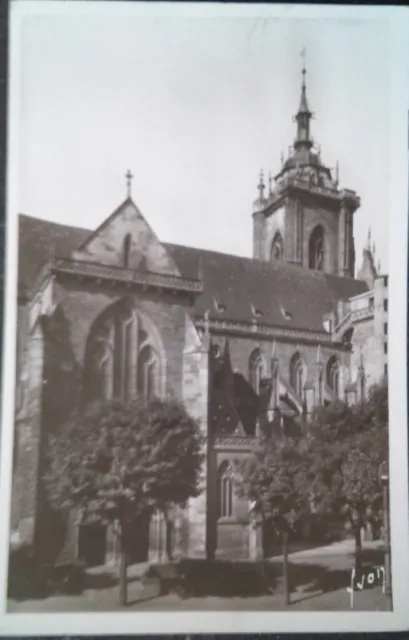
[86,299,161,403]
[289,352,306,398]
[218,461,233,518]
[271,232,284,264]
[326,355,340,397]
[249,348,265,394]
[309,225,325,271]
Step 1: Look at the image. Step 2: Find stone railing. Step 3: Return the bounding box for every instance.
[213,435,257,450]
[333,310,352,337]
[50,256,204,294]
[351,305,374,323]
[196,316,336,345]
[273,175,340,200]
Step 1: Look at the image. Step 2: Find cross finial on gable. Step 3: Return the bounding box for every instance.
[125,169,134,198]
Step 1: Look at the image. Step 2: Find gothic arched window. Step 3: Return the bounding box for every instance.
[271,232,284,264]
[249,348,265,394]
[289,352,306,398]
[309,225,325,271]
[123,234,131,268]
[86,300,161,403]
[218,461,233,518]
[326,355,340,397]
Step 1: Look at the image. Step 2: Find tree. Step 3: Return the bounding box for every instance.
[44,396,204,606]
[235,434,309,605]
[306,382,388,567]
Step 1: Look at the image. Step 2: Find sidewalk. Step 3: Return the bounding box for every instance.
[282,538,383,561]
[7,539,388,613]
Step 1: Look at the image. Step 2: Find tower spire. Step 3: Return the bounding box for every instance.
[257,169,265,200]
[294,48,313,151]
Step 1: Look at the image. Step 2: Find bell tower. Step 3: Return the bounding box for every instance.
[252,52,360,278]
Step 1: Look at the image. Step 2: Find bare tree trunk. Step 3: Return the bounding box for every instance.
[118,525,128,607]
[282,530,290,606]
[353,523,362,573]
[164,510,173,562]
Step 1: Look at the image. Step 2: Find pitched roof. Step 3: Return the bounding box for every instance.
[18,214,90,297]
[165,243,368,332]
[17,214,368,331]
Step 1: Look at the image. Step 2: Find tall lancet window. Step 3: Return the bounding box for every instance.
[86,300,161,403]
[123,234,131,268]
[290,352,306,399]
[218,461,234,519]
[326,355,340,397]
[271,232,284,264]
[249,348,265,394]
[309,225,325,271]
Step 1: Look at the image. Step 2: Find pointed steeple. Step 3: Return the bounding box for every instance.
[299,49,309,113]
[294,48,313,151]
[257,169,265,200]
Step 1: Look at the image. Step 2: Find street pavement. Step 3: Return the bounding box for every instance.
[7,539,389,613]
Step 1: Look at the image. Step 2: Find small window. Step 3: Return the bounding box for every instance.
[123,234,131,268]
[369,297,374,310]
[384,276,388,287]
[384,323,388,335]
[384,364,388,377]
[384,299,388,312]
[384,342,388,355]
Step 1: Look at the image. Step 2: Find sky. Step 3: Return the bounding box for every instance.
[14,6,392,272]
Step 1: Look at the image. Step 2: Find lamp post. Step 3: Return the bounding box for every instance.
[379,461,392,610]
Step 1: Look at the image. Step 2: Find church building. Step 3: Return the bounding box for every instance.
[11,66,388,565]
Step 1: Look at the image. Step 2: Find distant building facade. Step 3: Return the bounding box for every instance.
[11,67,387,565]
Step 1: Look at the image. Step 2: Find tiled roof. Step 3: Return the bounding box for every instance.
[18,214,89,297]
[165,244,368,332]
[18,214,368,332]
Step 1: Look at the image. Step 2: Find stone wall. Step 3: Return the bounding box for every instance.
[209,446,252,560]
[11,320,45,546]
[183,321,210,559]
[73,200,181,277]
[13,271,202,563]
[209,333,346,396]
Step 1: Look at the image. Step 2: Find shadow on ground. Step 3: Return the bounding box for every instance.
[84,570,142,591]
[8,546,385,605]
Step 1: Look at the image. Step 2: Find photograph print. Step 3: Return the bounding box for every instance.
[2,1,409,629]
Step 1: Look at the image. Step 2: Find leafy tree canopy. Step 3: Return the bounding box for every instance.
[237,435,310,533]
[306,381,388,537]
[44,396,205,529]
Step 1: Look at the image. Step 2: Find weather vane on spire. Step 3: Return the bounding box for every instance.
[258,169,265,200]
[125,169,133,198]
[301,47,307,80]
